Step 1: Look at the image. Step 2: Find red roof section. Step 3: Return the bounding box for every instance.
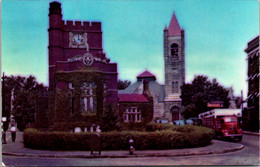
[168,13,181,36]
[118,94,149,102]
[137,70,156,79]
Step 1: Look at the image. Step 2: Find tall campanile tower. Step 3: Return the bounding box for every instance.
[163,12,185,121]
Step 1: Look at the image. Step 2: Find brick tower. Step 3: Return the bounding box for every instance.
[48,2,118,130]
[163,12,185,121]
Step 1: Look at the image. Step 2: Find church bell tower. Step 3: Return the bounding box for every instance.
[163,12,185,121]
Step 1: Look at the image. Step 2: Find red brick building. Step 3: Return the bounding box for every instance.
[244,36,259,131]
[118,80,153,130]
[48,1,118,131]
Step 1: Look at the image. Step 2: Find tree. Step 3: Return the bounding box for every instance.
[180,75,229,119]
[117,79,131,90]
[2,74,48,131]
[2,73,11,131]
[100,104,123,132]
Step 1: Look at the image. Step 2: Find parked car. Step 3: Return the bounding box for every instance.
[185,119,193,125]
[155,119,169,124]
[173,120,185,126]
[187,117,201,125]
[173,119,197,126]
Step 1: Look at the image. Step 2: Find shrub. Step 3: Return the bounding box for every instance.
[146,123,173,131]
[171,125,195,132]
[23,128,92,150]
[100,104,123,132]
[23,125,215,150]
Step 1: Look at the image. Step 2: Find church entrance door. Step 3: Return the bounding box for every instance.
[171,106,180,121]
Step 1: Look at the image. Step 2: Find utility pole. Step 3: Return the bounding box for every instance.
[2,72,6,122]
[2,73,5,118]
[241,90,244,110]
[2,72,7,144]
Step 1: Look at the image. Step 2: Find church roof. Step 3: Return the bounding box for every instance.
[137,70,156,80]
[118,80,165,102]
[118,94,149,102]
[168,13,181,36]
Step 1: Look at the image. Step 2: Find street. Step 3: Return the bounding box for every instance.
[2,133,259,166]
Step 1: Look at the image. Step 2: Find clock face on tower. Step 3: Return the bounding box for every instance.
[72,34,84,45]
[69,32,89,50]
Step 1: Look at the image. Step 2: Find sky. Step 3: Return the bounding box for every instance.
[1,0,259,98]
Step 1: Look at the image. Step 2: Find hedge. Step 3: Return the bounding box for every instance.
[23,125,215,150]
[146,122,174,131]
[146,122,197,132]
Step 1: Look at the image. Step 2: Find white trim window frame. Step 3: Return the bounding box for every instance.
[80,82,94,113]
[123,107,141,123]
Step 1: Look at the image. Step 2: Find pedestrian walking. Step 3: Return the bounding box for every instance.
[10,126,16,142]
[2,129,7,144]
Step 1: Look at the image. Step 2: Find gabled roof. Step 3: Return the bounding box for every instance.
[137,70,156,80]
[118,80,165,102]
[118,81,143,94]
[168,13,181,36]
[118,94,149,102]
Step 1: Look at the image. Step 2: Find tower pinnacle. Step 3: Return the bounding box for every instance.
[168,12,181,36]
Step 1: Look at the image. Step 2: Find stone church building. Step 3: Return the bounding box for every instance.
[119,13,185,122]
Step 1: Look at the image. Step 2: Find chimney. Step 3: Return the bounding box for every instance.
[143,80,149,95]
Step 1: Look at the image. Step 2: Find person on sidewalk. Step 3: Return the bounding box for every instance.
[2,128,7,144]
[10,126,16,142]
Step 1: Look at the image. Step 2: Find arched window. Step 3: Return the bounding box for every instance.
[175,81,178,93]
[172,81,178,93]
[171,43,178,58]
[80,82,96,113]
[172,82,174,93]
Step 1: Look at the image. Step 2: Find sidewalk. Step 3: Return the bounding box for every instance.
[2,132,244,158]
[243,131,260,136]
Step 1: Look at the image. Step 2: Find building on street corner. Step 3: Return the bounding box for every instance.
[244,36,259,131]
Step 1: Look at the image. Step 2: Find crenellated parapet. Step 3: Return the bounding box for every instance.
[63,21,101,32]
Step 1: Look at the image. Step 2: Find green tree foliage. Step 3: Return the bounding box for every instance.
[117,79,131,90]
[100,104,123,132]
[180,75,229,119]
[2,75,48,131]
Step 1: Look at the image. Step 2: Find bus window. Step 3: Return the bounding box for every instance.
[224,117,237,123]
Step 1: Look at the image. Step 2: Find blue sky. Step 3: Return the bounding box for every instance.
[1,0,259,97]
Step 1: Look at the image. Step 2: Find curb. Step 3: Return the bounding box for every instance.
[2,144,244,159]
[243,131,260,136]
